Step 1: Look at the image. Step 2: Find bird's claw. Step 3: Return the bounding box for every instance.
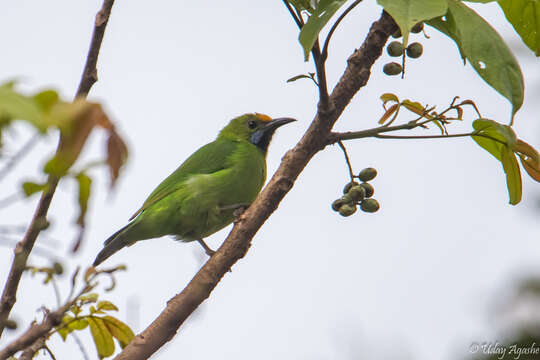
[197,239,216,257]
[233,206,248,223]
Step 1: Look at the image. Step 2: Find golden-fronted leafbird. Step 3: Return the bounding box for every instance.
[93,113,295,266]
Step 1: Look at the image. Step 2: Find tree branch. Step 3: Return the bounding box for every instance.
[0,0,116,339]
[0,301,73,359]
[113,10,397,360]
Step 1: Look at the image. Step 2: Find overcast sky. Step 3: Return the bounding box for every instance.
[1,1,540,360]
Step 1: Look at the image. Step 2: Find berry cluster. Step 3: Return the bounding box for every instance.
[331,168,380,217]
[383,22,425,76]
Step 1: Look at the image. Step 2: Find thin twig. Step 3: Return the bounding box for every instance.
[321,0,362,61]
[281,0,303,30]
[0,134,40,181]
[337,141,355,181]
[0,0,116,339]
[374,132,475,140]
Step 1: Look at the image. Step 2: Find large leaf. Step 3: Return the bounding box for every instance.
[498,0,540,56]
[471,119,523,205]
[377,0,447,46]
[88,316,115,359]
[501,145,522,205]
[102,316,135,349]
[471,118,516,160]
[44,102,112,176]
[428,0,524,120]
[299,0,347,61]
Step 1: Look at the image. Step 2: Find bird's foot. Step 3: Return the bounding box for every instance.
[219,203,250,223]
[197,239,216,257]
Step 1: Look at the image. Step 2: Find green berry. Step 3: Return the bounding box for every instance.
[332,198,346,211]
[383,62,402,76]
[391,28,402,38]
[343,181,358,194]
[411,22,424,34]
[348,185,366,202]
[53,262,64,275]
[338,203,357,217]
[341,193,355,204]
[358,167,377,182]
[360,198,380,213]
[406,42,423,58]
[359,182,374,198]
[387,41,404,57]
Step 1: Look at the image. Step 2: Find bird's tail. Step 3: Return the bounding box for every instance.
[93,224,131,267]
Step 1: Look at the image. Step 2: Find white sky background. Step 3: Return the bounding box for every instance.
[1,1,540,359]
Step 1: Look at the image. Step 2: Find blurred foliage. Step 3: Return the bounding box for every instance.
[0,80,128,250]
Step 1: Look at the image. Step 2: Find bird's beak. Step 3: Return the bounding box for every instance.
[262,117,296,132]
[250,117,296,150]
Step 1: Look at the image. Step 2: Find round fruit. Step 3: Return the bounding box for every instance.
[386,41,404,57]
[411,22,424,34]
[359,182,374,198]
[406,42,423,58]
[331,198,346,211]
[358,167,377,182]
[343,181,358,194]
[53,262,64,275]
[383,62,402,76]
[360,198,380,213]
[338,203,357,217]
[348,185,366,202]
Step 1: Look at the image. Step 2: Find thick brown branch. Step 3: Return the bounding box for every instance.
[114,10,397,360]
[0,0,116,339]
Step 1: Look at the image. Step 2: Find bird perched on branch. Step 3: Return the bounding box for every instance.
[93,113,295,266]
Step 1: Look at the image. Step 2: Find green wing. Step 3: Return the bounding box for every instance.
[129,139,239,220]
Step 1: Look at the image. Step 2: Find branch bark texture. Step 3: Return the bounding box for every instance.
[114,10,397,360]
[0,0,116,341]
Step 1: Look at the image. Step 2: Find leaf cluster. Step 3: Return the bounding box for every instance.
[53,266,134,359]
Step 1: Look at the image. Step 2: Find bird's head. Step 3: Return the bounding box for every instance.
[219,113,296,152]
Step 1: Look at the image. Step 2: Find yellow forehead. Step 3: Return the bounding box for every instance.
[255,113,272,122]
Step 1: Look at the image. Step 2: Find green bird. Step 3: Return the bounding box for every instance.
[93,113,295,266]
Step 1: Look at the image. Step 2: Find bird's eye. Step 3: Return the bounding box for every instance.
[248,120,257,129]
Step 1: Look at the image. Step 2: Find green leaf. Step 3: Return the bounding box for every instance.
[71,305,82,316]
[68,318,89,331]
[79,293,99,303]
[501,145,522,205]
[88,316,115,359]
[286,74,312,83]
[75,172,92,226]
[377,0,447,46]
[33,90,60,113]
[102,316,135,349]
[57,326,72,341]
[22,181,47,197]
[472,119,517,161]
[498,0,540,56]
[380,93,400,104]
[299,0,347,61]
[0,82,43,131]
[97,300,119,312]
[428,0,524,120]
[463,0,496,2]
